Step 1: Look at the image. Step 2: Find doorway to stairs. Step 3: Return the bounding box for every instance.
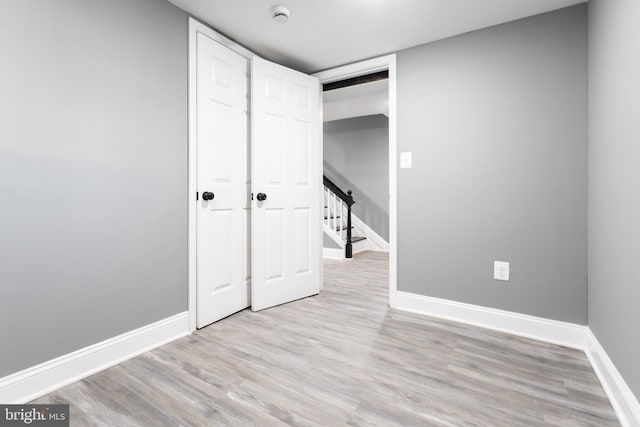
[313,56,398,307]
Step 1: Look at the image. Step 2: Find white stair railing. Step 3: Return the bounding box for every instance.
[324,185,346,246]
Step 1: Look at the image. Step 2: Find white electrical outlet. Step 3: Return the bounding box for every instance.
[494,261,510,281]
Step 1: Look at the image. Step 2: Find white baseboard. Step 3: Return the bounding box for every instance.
[393,291,640,427]
[0,312,190,404]
[585,330,640,427]
[324,245,382,258]
[323,247,345,259]
[2,293,638,427]
[394,291,587,349]
[351,213,389,251]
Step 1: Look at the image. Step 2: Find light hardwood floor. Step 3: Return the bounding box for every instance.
[34,251,619,426]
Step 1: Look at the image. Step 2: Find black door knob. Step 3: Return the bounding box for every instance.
[202,191,215,201]
[256,193,267,201]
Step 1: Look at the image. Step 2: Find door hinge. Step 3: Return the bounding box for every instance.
[196,191,199,201]
[251,192,254,200]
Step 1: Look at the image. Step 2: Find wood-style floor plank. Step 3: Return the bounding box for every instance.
[33,251,619,426]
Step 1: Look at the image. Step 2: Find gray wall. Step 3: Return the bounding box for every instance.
[588,0,640,398]
[396,5,588,324]
[323,234,341,249]
[0,0,188,377]
[324,115,389,241]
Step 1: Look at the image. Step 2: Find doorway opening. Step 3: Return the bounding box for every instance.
[313,55,398,308]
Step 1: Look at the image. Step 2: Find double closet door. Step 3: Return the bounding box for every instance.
[196,31,321,328]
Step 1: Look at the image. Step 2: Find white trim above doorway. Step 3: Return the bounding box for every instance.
[313,54,398,308]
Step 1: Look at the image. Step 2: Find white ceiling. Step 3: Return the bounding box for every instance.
[170,0,586,73]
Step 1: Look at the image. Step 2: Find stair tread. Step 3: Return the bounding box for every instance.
[351,236,366,243]
[324,216,341,220]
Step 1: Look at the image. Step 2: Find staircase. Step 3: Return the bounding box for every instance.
[323,175,366,258]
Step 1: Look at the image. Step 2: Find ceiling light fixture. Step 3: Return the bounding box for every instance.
[271,6,290,24]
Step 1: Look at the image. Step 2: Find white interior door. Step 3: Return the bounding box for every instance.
[251,56,321,311]
[196,33,251,327]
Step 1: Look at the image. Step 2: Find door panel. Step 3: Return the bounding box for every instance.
[196,33,251,328]
[294,120,310,185]
[294,208,310,274]
[251,56,321,311]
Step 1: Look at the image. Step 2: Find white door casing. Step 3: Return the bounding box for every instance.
[251,56,321,311]
[196,33,251,327]
[313,54,397,308]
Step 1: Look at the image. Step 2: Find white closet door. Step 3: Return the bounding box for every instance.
[251,56,321,311]
[196,33,251,327]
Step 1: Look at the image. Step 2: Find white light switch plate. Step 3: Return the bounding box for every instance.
[494,261,510,281]
[400,152,412,169]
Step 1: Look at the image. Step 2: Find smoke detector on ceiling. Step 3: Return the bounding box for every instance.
[272,6,290,24]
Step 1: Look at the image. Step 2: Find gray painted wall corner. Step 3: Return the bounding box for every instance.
[588,0,640,400]
[396,5,588,324]
[0,0,189,377]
